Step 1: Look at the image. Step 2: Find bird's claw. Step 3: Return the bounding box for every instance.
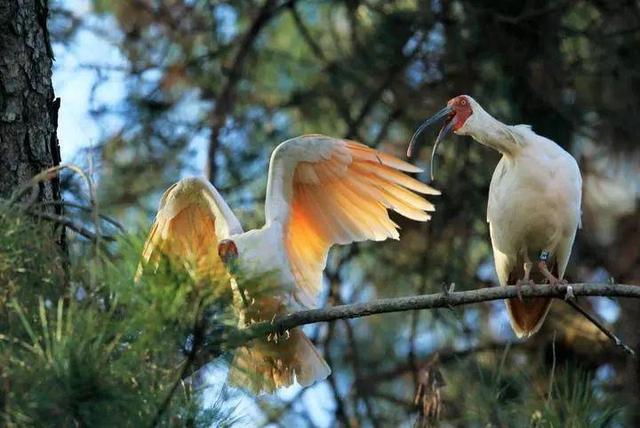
[267,332,281,344]
[267,329,291,344]
[441,282,455,296]
[549,278,568,291]
[564,285,575,301]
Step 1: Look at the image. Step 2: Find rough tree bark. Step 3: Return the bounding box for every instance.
[0,1,63,414]
[0,0,61,204]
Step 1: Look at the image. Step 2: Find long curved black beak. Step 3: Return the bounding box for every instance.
[406,105,455,180]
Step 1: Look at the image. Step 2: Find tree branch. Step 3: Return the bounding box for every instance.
[564,298,635,356]
[27,210,115,243]
[37,200,125,233]
[221,283,639,351]
[207,0,293,183]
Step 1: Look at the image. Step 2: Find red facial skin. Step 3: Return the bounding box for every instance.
[217,239,238,265]
[447,96,472,131]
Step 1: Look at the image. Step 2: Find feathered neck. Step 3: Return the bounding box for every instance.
[458,102,522,157]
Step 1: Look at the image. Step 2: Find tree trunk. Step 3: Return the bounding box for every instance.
[0,0,61,203]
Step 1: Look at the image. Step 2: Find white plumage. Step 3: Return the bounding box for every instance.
[410,96,582,338]
[138,134,439,392]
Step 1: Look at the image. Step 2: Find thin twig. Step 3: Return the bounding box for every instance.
[342,313,378,426]
[322,276,353,428]
[258,388,308,427]
[27,210,115,243]
[345,31,427,140]
[150,299,205,427]
[547,331,557,404]
[358,341,521,385]
[36,200,125,233]
[9,164,95,208]
[288,2,326,61]
[8,163,102,252]
[563,299,636,356]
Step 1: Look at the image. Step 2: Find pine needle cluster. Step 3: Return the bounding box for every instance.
[0,204,241,427]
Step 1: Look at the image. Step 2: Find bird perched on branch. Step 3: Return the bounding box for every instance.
[138,134,439,393]
[408,96,582,338]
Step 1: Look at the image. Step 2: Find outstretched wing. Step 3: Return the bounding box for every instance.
[136,177,243,282]
[264,134,439,307]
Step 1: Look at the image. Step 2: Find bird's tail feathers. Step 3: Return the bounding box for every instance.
[504,264,555,338]
[505,297,553,338]
[228,328,330,394]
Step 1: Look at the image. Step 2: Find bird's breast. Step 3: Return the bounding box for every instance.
[487,152,581,256]
[233,226,297,296]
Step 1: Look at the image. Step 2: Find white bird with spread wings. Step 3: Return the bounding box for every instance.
[138,134,439,393]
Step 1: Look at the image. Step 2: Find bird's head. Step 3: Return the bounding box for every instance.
[406,95,481,178]
[218,239,239,272]
[446,95,476,134]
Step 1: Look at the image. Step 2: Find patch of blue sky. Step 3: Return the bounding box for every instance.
[215,4,238,43]
[489,300,517,341]
[404,22,445,88]
[409,327,444,355]
[591,297,620,324]
[431,0,443,14]
[182,129,209,177]
[272,111,291,132]
[582,266,620,324]
[272,381,334,428]
[161,90,211,176]
[595,363,615,382]
[298,2,321,25]
[198,363,268,427]
[477,258,499,284]
[53,0,127,163]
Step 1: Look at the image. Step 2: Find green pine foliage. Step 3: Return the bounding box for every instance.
[539,366,620,427]
[442,346,621,427]
[0,203,240,427]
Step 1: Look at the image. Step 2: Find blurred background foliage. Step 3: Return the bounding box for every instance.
[13,0,638,425]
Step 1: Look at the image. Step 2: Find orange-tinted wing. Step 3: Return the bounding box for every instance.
[264,135,439,307]
[136,177,243,282]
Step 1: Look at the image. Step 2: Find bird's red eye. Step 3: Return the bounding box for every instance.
[460,99,467,106]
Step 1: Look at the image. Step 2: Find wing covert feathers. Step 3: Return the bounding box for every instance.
[268,136,439,307]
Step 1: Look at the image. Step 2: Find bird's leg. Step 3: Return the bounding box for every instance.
[537,250,567,288]
[441,283,456,311]
[523,261,534,284]
[266,312,292,344]
[514,259,534,301]
[514,280,523,302]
